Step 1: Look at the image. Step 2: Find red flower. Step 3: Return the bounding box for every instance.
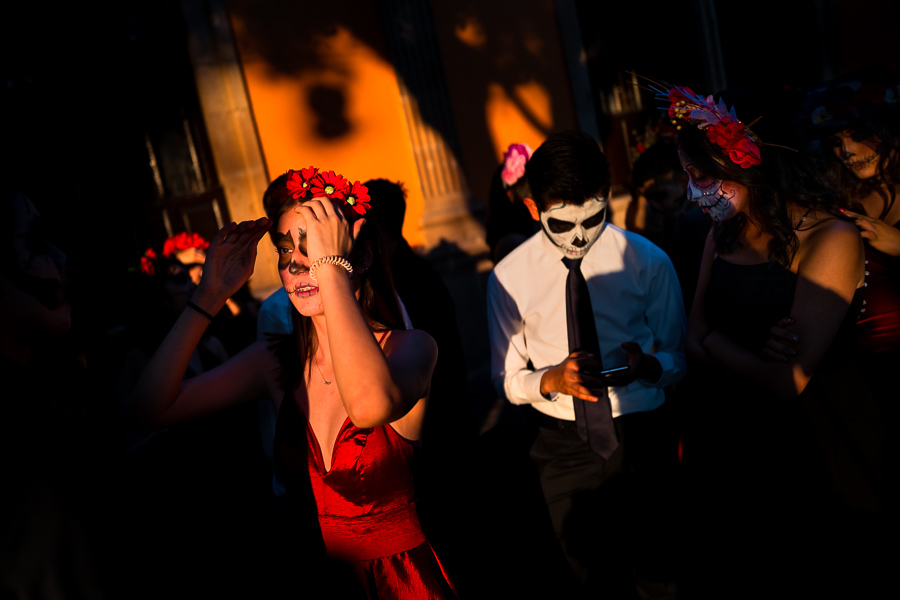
[311,170,349,200]
[705,119,761,169]
[163,232,209,258]
[140,248,157,276]
[285,166,318,200]
[344,181,371,215]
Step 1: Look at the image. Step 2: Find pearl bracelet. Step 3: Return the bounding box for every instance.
[309,255,353,281]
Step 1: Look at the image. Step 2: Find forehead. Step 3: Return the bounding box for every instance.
[276,206,307,235]
[543,197,607,220]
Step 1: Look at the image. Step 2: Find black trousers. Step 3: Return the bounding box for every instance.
[529,403,679,599]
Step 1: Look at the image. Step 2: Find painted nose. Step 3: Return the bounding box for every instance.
[288,260,303,275]
[572,236,587,248]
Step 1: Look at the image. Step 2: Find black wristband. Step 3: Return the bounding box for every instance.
[186,300,215,321]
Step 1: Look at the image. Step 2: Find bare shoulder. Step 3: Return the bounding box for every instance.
[794,213,864,295]
[799,215,863,261]
[384,328,438,357]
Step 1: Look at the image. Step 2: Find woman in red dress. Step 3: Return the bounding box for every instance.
[132,167,455,598]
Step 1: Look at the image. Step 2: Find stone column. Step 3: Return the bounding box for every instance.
[181,0,278,296]
[378,0,488,258]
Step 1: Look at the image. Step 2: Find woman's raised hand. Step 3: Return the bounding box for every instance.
[298,198,366,262]
[840,208,900,256]
[195,217,270,303]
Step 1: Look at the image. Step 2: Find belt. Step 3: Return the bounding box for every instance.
[535,411,579,437]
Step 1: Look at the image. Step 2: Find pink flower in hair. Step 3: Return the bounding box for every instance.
[501,143,533,187]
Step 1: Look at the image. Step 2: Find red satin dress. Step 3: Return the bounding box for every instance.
[303,413,456,599]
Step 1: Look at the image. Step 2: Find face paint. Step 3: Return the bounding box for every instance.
[831,129,882,180]
[686,178,737,222]
[539,196,608,258]
[273,229,308,273]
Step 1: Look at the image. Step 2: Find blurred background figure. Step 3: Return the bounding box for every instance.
[626,139,691,256]
[162,230,260,357]
[485,143,539,263]
[0,188,117,598]
[111,237,272,598]
[795,67,900,426]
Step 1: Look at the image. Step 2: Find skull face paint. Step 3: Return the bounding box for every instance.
[679,154,748,222]
[275,208,323,315]
[830,129,882,181]
[273,229,308,274]
[539,196,608,258]
[685,178,738,222]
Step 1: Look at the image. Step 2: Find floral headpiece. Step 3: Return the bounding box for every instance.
[162,231,209,259]
[501,143,533,187]
[140,247,157,276]
[283,166,371,215]
[663,85,761,169]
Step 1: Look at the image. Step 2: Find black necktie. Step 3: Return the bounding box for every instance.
[562,257,618,459]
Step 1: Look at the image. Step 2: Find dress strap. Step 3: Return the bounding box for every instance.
[376,330,391,345]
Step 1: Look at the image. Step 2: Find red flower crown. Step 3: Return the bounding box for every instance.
[283,166,371,215]
[163,231,209,259]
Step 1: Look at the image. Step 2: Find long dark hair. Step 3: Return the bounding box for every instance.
[677,122,831,266]
[267,193,404,391]
[805,119,900,220]
[795,67,900,220]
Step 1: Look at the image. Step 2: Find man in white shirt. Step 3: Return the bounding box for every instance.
[487,130,686,597]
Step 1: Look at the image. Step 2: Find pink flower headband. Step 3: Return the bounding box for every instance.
[501,143,533,187]
[284,166,371,215]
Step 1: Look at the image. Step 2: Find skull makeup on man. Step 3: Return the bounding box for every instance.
[538,196,608,258]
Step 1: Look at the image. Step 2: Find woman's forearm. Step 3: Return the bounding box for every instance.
[317,264,404,427]
[702,329,809,400]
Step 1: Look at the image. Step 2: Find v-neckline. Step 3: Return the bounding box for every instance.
[303,329,391,475]
[307,415,352,475]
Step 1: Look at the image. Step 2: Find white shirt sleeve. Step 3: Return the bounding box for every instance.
[640,253,687,388]
[487,271,556,405]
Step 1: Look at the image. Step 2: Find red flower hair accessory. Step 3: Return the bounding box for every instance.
[285,166,319,200]
[283,166,373,215]
[162,231,209,258]
[310,170,350,200]
[344,181,371,215]
[664,85,761,168]
[501,142,533,187]
[140,247,157,276]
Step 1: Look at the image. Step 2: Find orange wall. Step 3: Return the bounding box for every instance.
[227,1,426,246]
[429,0,579,206]
[226,0,579,247]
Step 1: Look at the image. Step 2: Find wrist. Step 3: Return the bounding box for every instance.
[309,255,353,281]
[190,289,226,317]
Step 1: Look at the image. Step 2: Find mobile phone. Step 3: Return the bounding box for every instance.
[600,365,629,376]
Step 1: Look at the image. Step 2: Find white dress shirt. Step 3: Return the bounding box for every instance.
[487,224,686,420]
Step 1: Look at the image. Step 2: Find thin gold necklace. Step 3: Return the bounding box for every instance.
[314,357,334,385]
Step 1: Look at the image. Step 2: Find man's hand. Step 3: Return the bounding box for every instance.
[603,341,662,386]
[540,351,606,401]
